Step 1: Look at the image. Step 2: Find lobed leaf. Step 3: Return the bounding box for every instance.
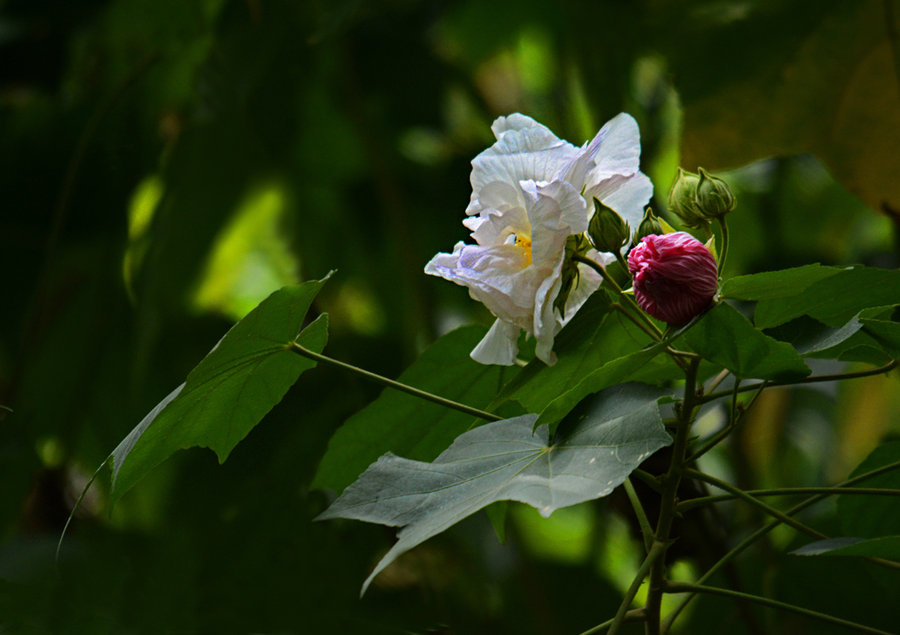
[110,277,332,501]
[317,384,671,596]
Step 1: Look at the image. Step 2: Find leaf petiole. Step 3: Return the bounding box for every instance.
[290,342,501,422]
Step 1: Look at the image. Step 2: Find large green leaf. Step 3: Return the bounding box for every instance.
[682,303,810,380]
[110,277,331,501]
[317,384,672,595]
[312,326,519,493]
[753,267,900,329]
[839,442,900,538]
[791,536,900,560]
[860,316,900,358]
[721,264,843,303]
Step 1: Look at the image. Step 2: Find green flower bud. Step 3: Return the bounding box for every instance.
[554,233,591,316]
[588,198,629,254]
[695,167,735,219]
[633,206,663,244]
[667,168,707,228]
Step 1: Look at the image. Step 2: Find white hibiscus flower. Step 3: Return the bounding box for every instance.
[426,113,652,365]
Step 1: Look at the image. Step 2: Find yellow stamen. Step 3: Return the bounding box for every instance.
[515,235,533,267]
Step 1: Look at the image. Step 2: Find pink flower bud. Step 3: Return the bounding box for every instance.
[627,232,718,324]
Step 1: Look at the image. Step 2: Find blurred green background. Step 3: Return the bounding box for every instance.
[1,0,899,633]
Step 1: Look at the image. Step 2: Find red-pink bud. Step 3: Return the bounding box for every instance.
[627,232,718,324]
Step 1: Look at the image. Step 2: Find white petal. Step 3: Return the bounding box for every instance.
[467,117,579,217]
[532,252,565,366]
[586,172,653,235]
[425,243,540,326]
[522,179,588,266]
[471,319,520,365]
[591,113,643,177]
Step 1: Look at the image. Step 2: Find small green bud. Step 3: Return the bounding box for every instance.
[554,233,591,316]
[588,198,629,254]
[695,167,735,219]
[667,168,707,228]
[633,206,663,244]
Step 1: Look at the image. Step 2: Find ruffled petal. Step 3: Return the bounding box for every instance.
[470,318,521,365]
[467,114,580,217]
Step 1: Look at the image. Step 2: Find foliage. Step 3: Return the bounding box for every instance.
[1,1,899,634]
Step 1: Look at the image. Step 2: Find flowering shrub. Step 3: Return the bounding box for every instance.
[628,232,719,324]
[425,113,652,365]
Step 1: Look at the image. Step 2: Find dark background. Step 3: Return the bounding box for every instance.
[1,1,898,633]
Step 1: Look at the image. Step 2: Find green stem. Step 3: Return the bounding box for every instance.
[664,582,893,635]
[578,610,645,635]
[716,217,729,275]
[290,342,501,422]
[573,255,664,340]
[684,469,826,540]
[0,404,12,414]
[56,457,109,564]
[686,382,766,464]
[644,357,701,634]
[699,360,897,405]
[678,487,900,512]
[624,477,654,553]
[661,458,900,632]
[607,541,667,635]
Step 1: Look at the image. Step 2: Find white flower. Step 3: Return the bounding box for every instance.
[426,113,652,365]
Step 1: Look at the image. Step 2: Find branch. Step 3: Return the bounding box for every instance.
[664,582,893,635]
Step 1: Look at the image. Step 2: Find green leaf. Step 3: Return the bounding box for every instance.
[753,266,900,329]
[110,277,332,501]
[317,384,672,596]
[839,442,900,538]
[311,326,519,494]
[721,264,843,302]
[791,536,900,560]
[535,345,666,432]
[682,303,810,380]
[493,293,682,415]
[860,317,900,358]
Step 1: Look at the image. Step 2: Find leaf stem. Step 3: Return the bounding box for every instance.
[661,458,900,632]
[624,477,654,553]
[573,255,664,340]
[678,487,900,512]
[663,581,893,635]
[684,468,827,540]
[699,360,897,405]
[289,342,501,422]
[716,217,729,275]
[578,609,646,635]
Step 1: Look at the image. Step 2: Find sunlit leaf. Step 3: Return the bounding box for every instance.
[317,384,671,595]
[311,326,519,494]
[682,303,810,380]
[110,277,331,501]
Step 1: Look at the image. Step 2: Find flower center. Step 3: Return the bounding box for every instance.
[515,234,533,267]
